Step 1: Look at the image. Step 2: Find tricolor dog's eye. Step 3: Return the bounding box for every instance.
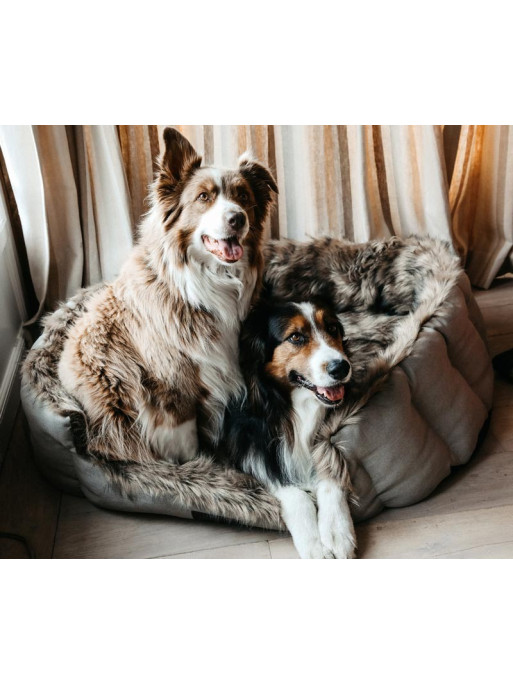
[326,322,339,337]
[197,192,209,202]
[287,332,306,345]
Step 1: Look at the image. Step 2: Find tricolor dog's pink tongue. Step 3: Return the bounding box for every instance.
[218,238,243,262]
[318,385,345,401]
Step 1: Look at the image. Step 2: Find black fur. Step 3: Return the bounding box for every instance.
[219,298,348,487]
[219,299,300,486]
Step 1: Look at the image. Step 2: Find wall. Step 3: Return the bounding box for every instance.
[0,184,26,463]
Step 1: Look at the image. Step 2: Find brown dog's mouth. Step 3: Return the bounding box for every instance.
[289,371,346,406]
[202,235,243,263]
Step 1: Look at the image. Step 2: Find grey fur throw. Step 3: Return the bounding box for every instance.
[21,237,493,527]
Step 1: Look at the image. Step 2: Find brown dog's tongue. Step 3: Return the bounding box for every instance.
[217,239,243,262]
[318,385,345,401]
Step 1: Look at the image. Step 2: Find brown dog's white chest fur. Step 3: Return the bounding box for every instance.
[58,128,277,464]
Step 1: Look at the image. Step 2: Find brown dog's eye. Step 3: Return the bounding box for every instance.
[197,192,209,202]
[288,332,305,345]
[239,191,249,203]
[326,323,339,337]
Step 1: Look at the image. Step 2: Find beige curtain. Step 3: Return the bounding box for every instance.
[0,125,511,320]
[0,125,134,321]
[450,125,513,288]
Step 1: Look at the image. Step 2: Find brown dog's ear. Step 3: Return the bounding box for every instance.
[156,127,202,204]
[238,153,278,223]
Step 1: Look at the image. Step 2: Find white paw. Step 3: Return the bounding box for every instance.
[293,535,352,559]
[316,480,357,559]
[318,511,357,559]
[294,535,326,559]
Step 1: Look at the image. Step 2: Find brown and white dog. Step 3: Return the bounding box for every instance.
[58,127,277,465]
[221,298,356,559]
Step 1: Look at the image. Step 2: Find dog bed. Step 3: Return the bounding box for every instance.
[21,237,494,529]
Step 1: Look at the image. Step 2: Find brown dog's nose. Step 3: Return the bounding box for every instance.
[225,211,246,231]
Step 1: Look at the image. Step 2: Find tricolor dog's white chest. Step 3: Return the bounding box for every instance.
[280,387,326,486]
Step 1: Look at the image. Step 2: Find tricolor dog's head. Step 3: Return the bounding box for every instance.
[242,299,352,409]
[154,127,277,267]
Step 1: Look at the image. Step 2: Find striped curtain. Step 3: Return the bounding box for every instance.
[0,125,511,321]
[120,125,453,244]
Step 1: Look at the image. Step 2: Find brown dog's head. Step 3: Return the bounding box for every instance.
[153,127,277,267]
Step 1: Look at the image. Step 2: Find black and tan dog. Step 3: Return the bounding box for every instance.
[221,297,356,559]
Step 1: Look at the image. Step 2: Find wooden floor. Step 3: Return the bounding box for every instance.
[1,279,513,559]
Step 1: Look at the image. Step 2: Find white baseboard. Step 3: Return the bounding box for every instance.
[0,332,25,463]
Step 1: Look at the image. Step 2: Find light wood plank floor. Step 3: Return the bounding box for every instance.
[1,279,512,559]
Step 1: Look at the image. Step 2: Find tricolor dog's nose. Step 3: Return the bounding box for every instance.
[226,211,246,231]
[327,359,351,381]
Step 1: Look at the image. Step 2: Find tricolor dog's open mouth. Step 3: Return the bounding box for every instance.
[202,235,243,263]
[289,371,346,406]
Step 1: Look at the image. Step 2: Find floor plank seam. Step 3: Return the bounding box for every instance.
[360,501,513,527]
[432,538,513,558]
[150,538,277,559]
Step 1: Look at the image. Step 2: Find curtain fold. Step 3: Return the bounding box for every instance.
[0,125,135,319]
[117,125,159,229]
[450,125,513,288]
[33,125,84,306]
[0,126,50,322]
[0,124,511,319]
[82,125,134,281]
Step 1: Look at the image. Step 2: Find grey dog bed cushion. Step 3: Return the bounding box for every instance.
[21,256,494,529]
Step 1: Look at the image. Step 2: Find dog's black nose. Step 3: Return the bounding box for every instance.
[225,211,246,231]
[327,359,351,381]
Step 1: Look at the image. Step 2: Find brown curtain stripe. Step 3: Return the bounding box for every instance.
[443,125,462,187]
[449,125,484,264]
[336,125,354,242]
[266,125,280,240]
[371,125,394,236]
[117,125,158,232]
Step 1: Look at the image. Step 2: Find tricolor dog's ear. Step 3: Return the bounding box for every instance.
[240,299,274,413]
[238,153,278,223]
[156,127,202,206]
[240,298,293,443]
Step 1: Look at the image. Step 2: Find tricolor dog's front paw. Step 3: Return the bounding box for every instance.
[317,479,357,559]
[295,535,327,559]
[318,517,357,559]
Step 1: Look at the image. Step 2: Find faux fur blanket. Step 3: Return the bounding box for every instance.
[22,236,491,529]
[264,235,463,410]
